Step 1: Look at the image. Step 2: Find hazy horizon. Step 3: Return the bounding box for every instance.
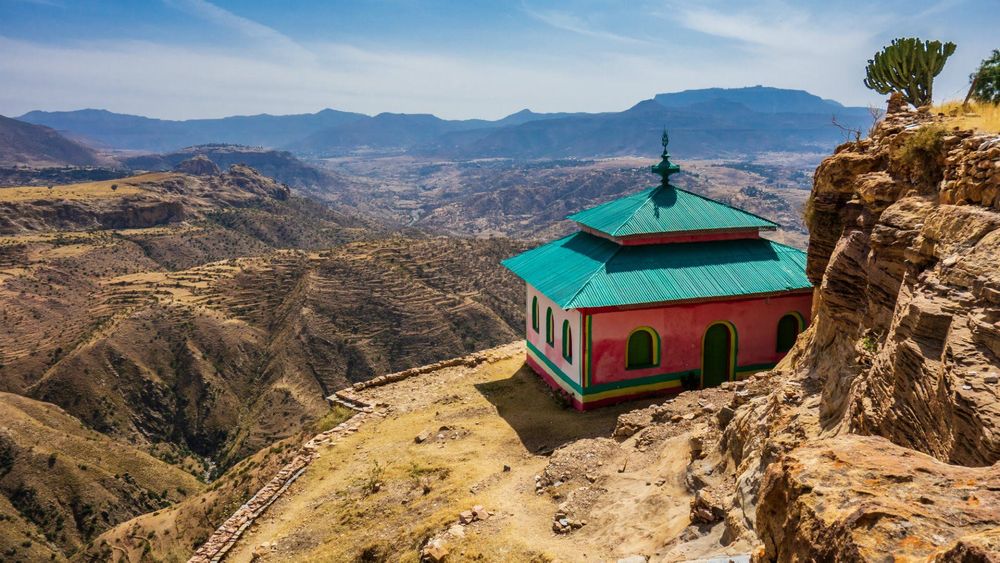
[1,0,996,121]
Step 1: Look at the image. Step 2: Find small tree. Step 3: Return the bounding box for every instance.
[864,37,957,108]
[965,49,1000,106]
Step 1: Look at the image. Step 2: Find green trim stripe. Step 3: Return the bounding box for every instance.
[527,340,582,394]
[526,340,775,397]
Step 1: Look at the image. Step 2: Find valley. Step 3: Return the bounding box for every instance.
[312,154,815,248]
[0,165,527,560]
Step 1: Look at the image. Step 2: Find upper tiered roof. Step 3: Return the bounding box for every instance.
[568,185,777,238]
[568,129,776,238]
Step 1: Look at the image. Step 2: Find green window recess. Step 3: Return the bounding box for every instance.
[546,308,555,346]
[562,320,573,363]
[626,327,660,369]
[531,296,539,332]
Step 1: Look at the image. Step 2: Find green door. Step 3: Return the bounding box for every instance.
[776,314,800,353]
[702,324,733,388]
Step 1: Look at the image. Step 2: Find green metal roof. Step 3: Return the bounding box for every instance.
[502,232,810,309]
[567,185,778,237]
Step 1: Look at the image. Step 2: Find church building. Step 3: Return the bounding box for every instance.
[503,133,813,410]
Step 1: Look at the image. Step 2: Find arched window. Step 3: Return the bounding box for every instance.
[562,320,572,362]
[626,327,660,369]
[545,308,555,346]
[776,313,804,353]
[531,296,539,332]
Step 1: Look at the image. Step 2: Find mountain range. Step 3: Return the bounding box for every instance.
[18,86,873,159]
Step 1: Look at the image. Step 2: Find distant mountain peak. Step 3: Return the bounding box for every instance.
[653,85,852,114]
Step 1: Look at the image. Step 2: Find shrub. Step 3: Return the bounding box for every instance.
[358,460,385,496]
[892,125,948,186]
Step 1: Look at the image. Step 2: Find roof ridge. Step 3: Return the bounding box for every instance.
[612,186,660,236]
[564,235,623,308]
[671,185,780,228]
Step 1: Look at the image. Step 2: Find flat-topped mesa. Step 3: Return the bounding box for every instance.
[503,132,811,410]
[569,131,776,246]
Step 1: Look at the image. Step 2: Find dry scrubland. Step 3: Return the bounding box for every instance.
[934,101,1000,133]
[316,156,814,248]
[0,167,527,561]
[0,175,151,201]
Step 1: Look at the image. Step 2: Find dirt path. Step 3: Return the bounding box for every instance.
[226,342,707,562]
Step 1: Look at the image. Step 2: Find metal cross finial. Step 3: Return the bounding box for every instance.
[651,128,680,184]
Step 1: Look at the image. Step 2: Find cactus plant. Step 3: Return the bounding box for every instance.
[864,37,957,108]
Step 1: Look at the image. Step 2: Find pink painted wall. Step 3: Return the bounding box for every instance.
[525,284,582,384]
[587,292,812,386]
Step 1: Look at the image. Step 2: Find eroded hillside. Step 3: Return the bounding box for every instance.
[0,167,527,560]
[686,100,1000,560]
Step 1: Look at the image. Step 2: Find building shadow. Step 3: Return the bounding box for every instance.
[474,361,661,454]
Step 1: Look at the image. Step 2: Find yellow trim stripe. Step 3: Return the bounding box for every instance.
[583,378,682,402]
[527,345,682,404]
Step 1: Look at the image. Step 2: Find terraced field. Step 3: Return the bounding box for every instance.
[0,168,526,560]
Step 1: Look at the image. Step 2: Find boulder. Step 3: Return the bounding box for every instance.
[174,154,221,176]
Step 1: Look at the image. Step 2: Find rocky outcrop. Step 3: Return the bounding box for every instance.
[689,101,1000,561]
[755,435,1000,562]
[174,154,221,176]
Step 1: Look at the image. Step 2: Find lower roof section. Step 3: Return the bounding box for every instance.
[502,231,811,310]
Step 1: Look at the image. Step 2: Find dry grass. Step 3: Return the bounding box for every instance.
[933,101,1000,133]
[0,172,176,202]
[224,348,691,563]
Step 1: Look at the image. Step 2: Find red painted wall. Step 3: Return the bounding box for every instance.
[577,225,762,246]
[587,292,812,386]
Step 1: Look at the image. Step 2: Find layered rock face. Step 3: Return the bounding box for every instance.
[695,102,1000,561]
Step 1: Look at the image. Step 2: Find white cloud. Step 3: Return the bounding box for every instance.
[523,6,652,46]
[163,0,315,61]
[670,2,879,55]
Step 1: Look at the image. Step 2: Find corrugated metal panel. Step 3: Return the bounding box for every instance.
[567,185,777,237]
[503,232,811,309]
[501,233,620,306]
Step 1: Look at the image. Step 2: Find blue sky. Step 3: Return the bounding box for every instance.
[0,0,995,119]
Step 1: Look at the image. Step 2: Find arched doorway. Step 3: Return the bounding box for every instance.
[702,322,735,388]
[776,312,804,353]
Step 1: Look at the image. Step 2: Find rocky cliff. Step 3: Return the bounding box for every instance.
[689,100,1000,561]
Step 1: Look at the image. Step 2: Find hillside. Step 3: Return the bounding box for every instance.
[19,86,871,159]
[0,166,528,560]
[101,101,1000,562]
[0,392,203,561]
[0,116,105,167]
[120,145,344,192]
